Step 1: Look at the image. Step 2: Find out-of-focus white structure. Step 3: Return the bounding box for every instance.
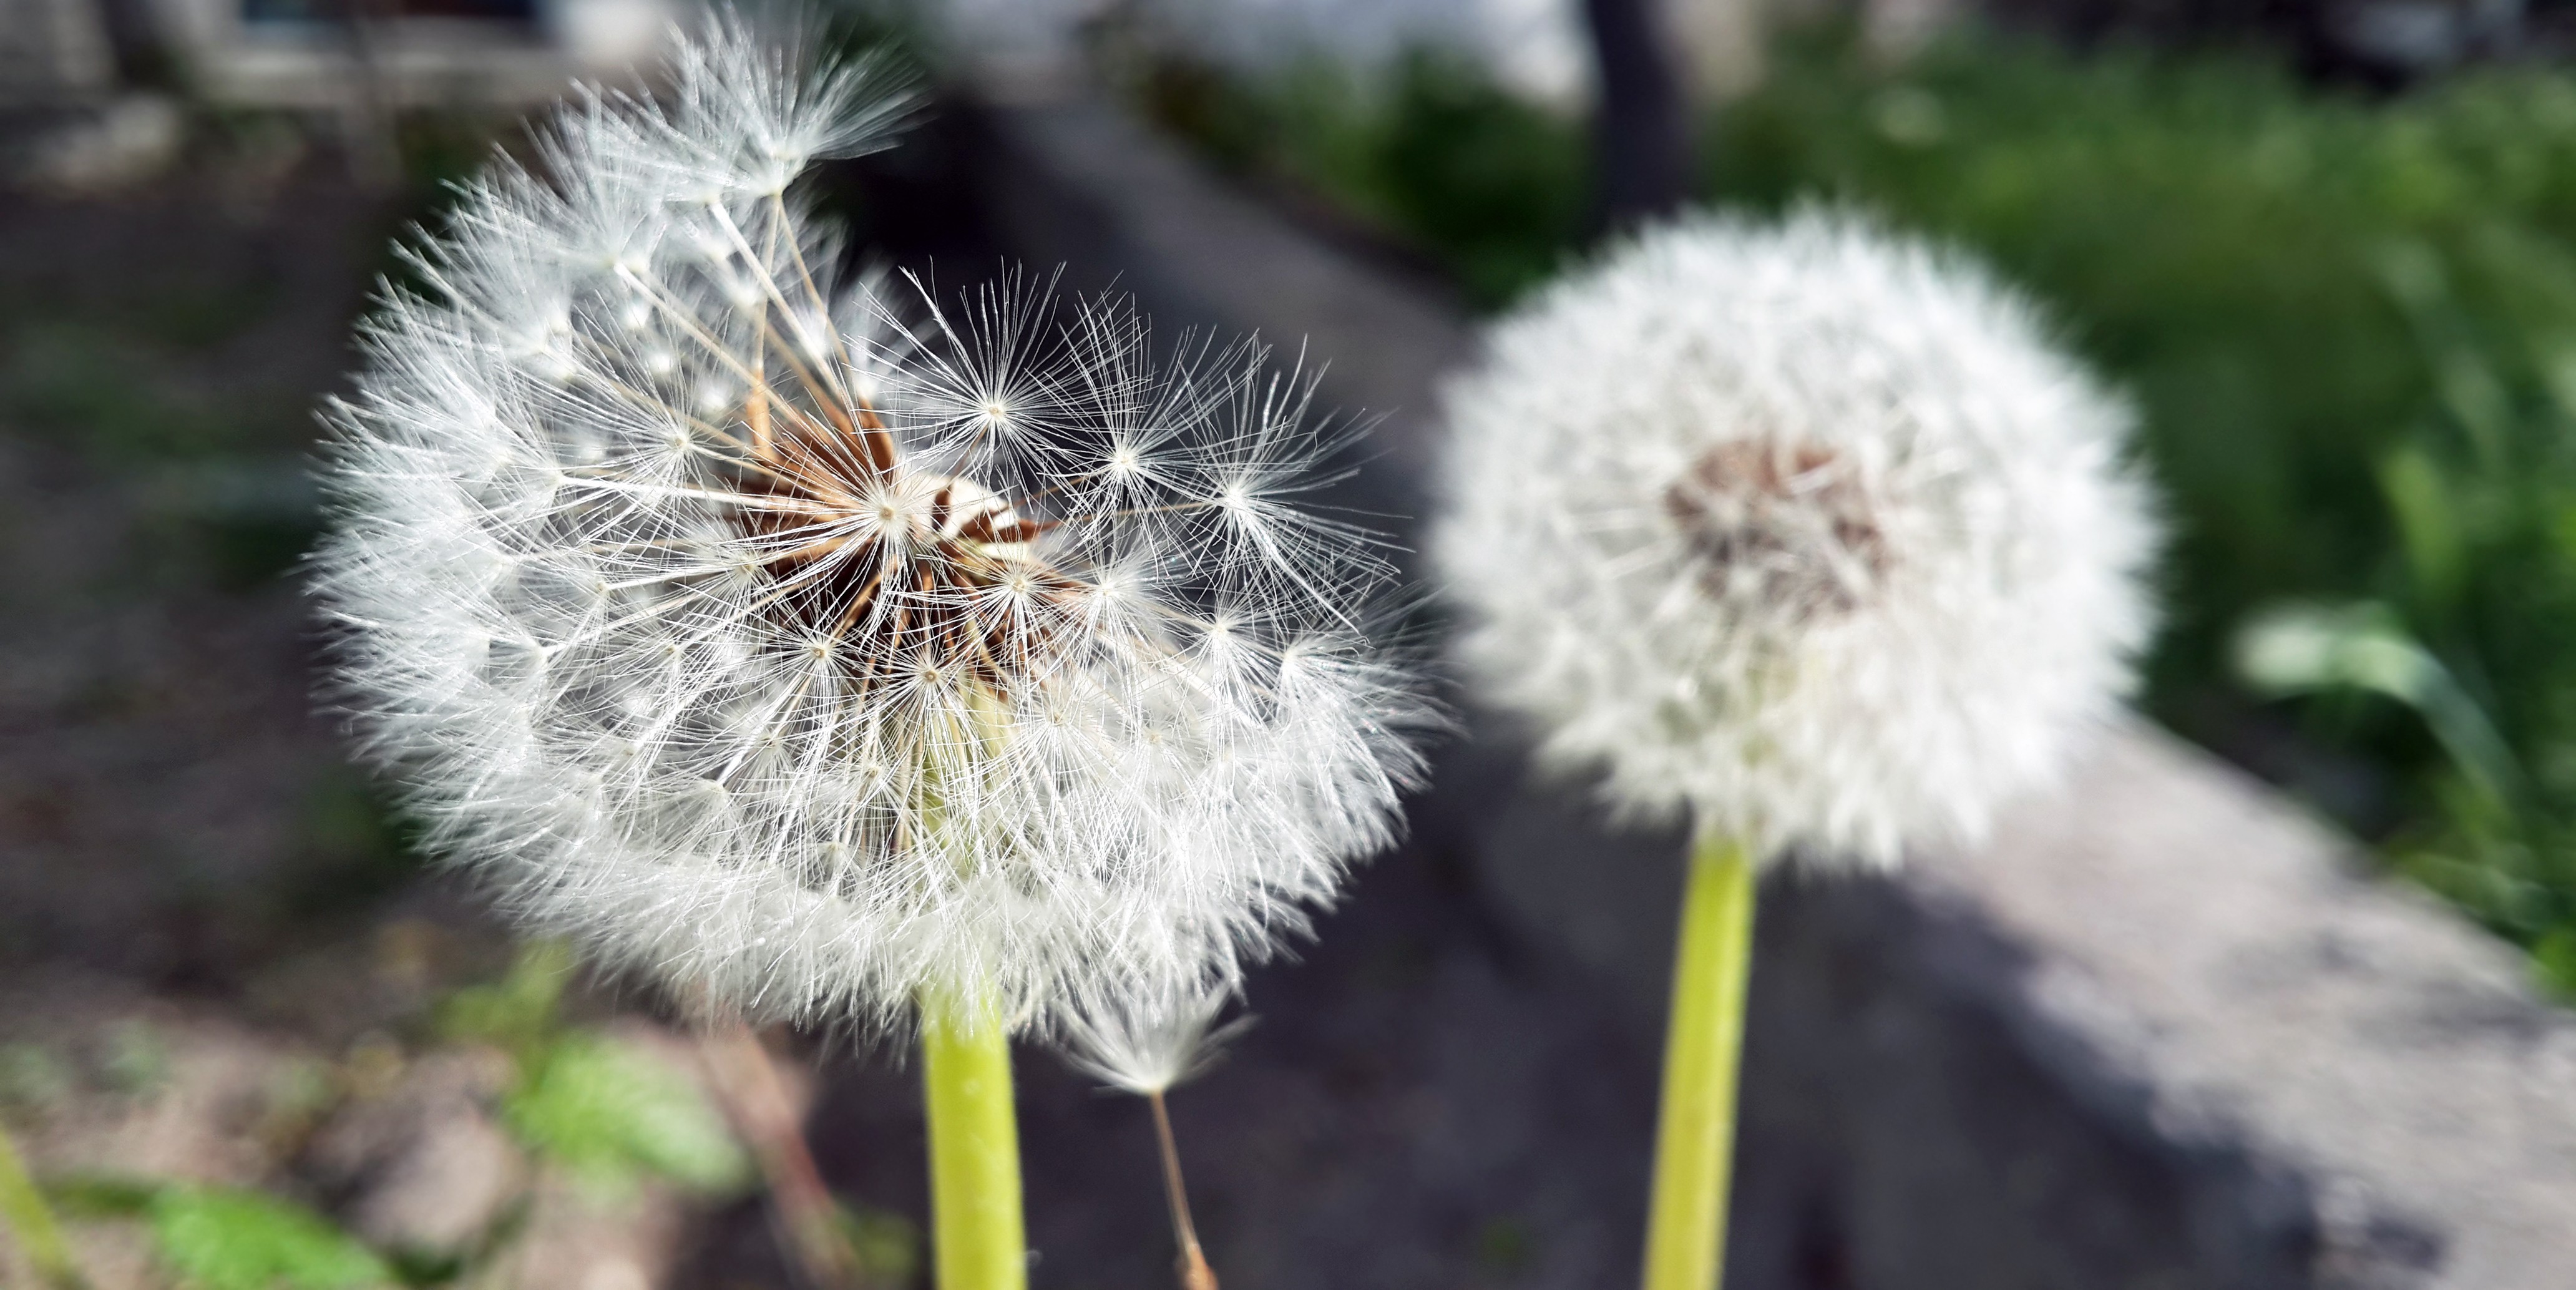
[0,0,120,102]
[159,0,686,107]
[1143,0,1593,104]
[930,0,1596,105]
[0,0,688,109]
[925,0,1878,110]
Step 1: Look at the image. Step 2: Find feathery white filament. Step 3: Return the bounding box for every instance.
[1433,211,2158,866]
[1058,986,1249,1097]
[313,19,1427,1033]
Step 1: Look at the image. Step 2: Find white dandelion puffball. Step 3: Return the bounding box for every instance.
[1433,211,2157,866]
[313,20,1427,1033]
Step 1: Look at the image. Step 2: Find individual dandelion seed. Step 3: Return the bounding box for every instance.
[1431,210,2159,1290]
[1058,988,1251,1290]
[1058,984,1249,1098]
[311,16,1427,1290]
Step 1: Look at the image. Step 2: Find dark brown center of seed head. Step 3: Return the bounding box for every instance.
[729,412,1078,693]
[1663,438,1888,614]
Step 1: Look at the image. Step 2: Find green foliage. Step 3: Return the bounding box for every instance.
[2301,246,2576,986]
[1136,52,1586,306]
[1143,27,2576,985]
[434,939,573,1061]
[283,776,423,916]
[0,1044,74,1115]
[809,0,932,76]
[0,324,271,462]
[104,1021,172,1099]
[838,1203,924,1288]
[44,1171,162,1218]
[437,941,750,1196]
[147,1187,390,1290]
[29,940,753,1290]
[501,1035,750,1198]
[2237,600,2520,808]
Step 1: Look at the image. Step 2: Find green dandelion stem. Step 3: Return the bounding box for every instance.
[921,980,1026,1290]
[1641,833,1758,1290]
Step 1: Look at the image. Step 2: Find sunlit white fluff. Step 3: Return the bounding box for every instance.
[1058,985,1249,1097]
[311,18,1427,1033]
[1433,211,2157,866]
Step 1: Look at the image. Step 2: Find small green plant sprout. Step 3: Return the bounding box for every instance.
[1057,986,1249,1290]
[503,1035,751,1199]
[36,1175,391,1290]
[1434,212,2159,1290]
[437,941,749,1196]
[434,939,576,1064]
[836,1204,924,1288]
[311,14,1427,1290]
[147,1187,391,1290]
[446,942,867,1288]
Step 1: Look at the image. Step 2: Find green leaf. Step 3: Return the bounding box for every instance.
[2535,926,2576,1000]
[837,1203,922,1288]
[2377,443,2466,613]
[42,1171,160,1218]
[147,1187,389,1290]
[435,940,572,1058]
[2235,601,2527,808]
[502,1035,748,1197]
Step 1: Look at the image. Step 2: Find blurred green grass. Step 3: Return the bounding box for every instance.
[1134,51,1586,306]
[1138,27,2576,991]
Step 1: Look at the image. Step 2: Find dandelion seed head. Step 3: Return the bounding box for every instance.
[1433,211,2159,866]
[313,17,1429,1034]
[1056,985,1249,1097]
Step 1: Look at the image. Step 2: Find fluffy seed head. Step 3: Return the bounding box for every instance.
[311,18,1428,1034]
[1433,211,2158,866]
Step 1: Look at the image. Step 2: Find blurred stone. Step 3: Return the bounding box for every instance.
[1670,0,1770,100]
[150,0,684,110]
[0,0,114,103]
[17,94,183,194]
[306,1045,524,1256]
[509,1173,693,1290]
[352,1108,522,1253]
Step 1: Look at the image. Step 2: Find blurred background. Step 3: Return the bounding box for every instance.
[6,0,2576,1286]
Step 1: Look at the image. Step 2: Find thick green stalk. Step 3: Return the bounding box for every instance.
[0,1117,83,1289]
[920,982,1027,1290]
[1640,833,1758,1290]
